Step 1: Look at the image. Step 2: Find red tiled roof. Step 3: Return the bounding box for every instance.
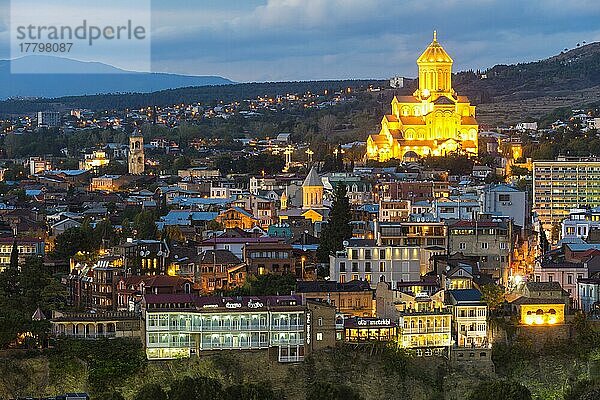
[461,116,478,125]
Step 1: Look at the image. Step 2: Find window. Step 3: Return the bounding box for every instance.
[365,262,372,272]
[379,249,386,259]
[318,317,323,326]
[498,194,510,202]
[316,332,323,341]
[500,242,507,250]
[379,262,385,272]
[352,262,359,272]
[459,242,466,250]
[351,249,359,259]
[339,262,346,273]
[364,249,371,259]
[548,275,553,282]
[481,242,488,250]
[567,275,573,285]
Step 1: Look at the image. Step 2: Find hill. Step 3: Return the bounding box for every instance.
[0,56,234,100]
[453,42,600,125]
[0,79,385,115]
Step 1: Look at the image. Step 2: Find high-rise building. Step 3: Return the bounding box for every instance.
[366,31,478,161]
[128,134,145,175]
[533,158,600,236]
[37,111,61,127]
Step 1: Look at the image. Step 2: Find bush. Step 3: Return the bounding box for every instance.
[468,380,532,400]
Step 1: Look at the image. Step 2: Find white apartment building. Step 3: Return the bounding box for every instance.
[329,240,420,289]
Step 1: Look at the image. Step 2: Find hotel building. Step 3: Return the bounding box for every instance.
[142,294,335,362]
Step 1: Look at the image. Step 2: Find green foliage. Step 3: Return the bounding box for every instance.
[423,154,475,176]
[52,219,96,259]
[228,273,297,296]
[215,153,285,175]
[316,183,352,263]
[51,338,147,396]
[481,284,505,311]
[510,165,531,177]
[133,210,159,240]
[307,381,362,400]
[0,256,68,348]
[468,380,532,400]
[134,383,168,400]
[169,376,223,400]
[224,382,280,400]
[564,380,600,400]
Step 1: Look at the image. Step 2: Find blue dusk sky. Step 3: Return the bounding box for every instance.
[1,0,600,81]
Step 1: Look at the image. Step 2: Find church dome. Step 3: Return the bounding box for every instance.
[417,31,453,64]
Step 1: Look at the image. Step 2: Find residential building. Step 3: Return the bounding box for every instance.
[198,249,245,293]
[37,111,60,127]
[378,199,410,222]
[433,196,481,220]
[378,181,449,202]
[296,280,374,317]
[447,289,488,348]
[329,239,420,289]
[244,242,296,277]
[481,184,529,229]
[0,237,45,270]
[578,275,600,312]
[533,158,600,237]
[561,207,600,241]
[378,219,448,275]
[448,218,513,284]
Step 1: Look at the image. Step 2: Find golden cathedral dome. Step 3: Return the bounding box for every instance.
[417,31,453,64]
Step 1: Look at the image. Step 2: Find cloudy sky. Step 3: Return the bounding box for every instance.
[2,0,600,81]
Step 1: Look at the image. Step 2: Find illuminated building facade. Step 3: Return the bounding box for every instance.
[533,158,600,237]
[329,240,421,289]
[366,32,478,161]
[143,294,335,362]
[519,301,565,325]
[447,289,488,348]
[343,317,397,342]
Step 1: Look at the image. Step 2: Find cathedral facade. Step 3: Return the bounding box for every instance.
[366,32,478,162]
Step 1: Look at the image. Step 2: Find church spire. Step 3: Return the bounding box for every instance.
[433,30,437,42]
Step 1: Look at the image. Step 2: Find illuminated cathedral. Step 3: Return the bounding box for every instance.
[366,32,478,162]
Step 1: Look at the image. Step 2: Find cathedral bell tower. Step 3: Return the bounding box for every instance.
[128,133,145,175]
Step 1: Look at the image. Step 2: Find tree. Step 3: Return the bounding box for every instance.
[481,284,505,312]
[224,382,279,400]
[1,241,21,299]
[94,218,117,248]
[133,210,158,240]
[169,376,223,400]
[133,383,167,400]
[316,183,352,263]
[307,382,363,400]
[468,380,531,400]
[318,114,337,135]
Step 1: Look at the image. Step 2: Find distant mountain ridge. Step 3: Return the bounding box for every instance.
[0,56,234,99]
[2,42,600,116]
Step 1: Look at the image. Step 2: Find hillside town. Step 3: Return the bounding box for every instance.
[3,32,600,400]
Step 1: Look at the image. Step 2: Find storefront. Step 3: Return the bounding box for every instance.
[344,317,397,342]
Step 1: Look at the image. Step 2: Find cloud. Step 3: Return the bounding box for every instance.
[2,0,600,79]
